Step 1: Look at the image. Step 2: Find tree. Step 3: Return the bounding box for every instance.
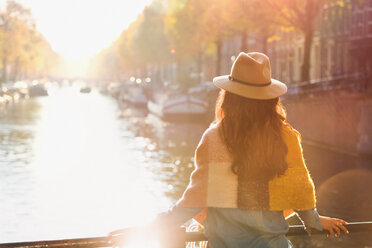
[0,0,32,82]
[165,0,207,59]
[201,0,234,75]
[116,21,139,72]
[87,39,122,80]
[133,0,170,71]
[0,0,59,82]
[165,0,209,84]
[227,0,257,52]
[262,0,327,82]
[168,0,235,76]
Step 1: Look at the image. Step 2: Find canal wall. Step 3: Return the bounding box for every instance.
[282,80,372,186]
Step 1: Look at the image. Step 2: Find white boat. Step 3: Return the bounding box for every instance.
[118,86,147,108]
[147,94,208,120]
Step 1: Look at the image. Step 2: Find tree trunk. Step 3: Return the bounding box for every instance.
[261,28,269,55]
[13,56,20,82]
[301,29,313,83]
[240,31,248,52]
[197,51,203,84]
[216,39,222,76]
[2,57,7,84]
[262,35,268,55]
[301,0,317,83]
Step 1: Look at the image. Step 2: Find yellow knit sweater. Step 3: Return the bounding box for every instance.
[177,123,316,211]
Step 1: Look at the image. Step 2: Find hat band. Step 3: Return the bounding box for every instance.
[229,76,271,87]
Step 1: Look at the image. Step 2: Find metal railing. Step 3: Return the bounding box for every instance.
[284,73,371,97]
[1,221,372,248]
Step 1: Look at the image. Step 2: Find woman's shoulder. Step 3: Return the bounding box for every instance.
[201,122,221,139]
[281,123,301,144]
[197,122,224,148]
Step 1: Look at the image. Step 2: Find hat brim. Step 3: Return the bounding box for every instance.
[213,75,287,100]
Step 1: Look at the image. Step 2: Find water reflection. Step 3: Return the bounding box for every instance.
[0,87,207,243]
[0,100,42,240]
[117,103,210,204]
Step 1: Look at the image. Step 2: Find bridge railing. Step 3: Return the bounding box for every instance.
[1,221,372,248]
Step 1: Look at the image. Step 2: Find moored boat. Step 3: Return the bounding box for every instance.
[107,82,126,98]
[118,86,147,108]
[80,86,91,93]
[28,84,48,97]
[147,94,208,120]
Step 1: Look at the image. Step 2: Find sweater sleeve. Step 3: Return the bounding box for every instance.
[152,205,204,228]
[295,208,323,233]
[176,129,210,208]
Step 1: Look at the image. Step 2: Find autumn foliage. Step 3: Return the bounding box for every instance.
[0,0,60,83]
[89,0,352,83]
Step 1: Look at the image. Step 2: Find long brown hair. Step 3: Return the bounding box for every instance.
[214,90,289,181]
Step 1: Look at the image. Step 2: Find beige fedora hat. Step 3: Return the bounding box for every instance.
[213,52,287,99]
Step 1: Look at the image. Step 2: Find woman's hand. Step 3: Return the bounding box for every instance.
[319,216,349,237]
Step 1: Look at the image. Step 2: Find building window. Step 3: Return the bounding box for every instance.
[280,62,287,81]
[345,12,350,34]
[359,12,363,25]
[314,44,320,78]
[338,8,342,34]
[337,43,343,75]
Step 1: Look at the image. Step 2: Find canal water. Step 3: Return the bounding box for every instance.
[0,86,208,243]
[1,86,371,247]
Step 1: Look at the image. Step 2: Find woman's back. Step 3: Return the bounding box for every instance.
[177,123,316,212]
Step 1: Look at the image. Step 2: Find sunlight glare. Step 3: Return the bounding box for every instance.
[124,240,161,248]
[0,0,153,60]
[27,88,171,240]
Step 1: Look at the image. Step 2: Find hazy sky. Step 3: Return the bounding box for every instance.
[0,0,152,60]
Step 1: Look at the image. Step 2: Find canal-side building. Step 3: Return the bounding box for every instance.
[318,0,351,79]
[224,0,372,86]
[263,0,353,84]
[348,0,372,80]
